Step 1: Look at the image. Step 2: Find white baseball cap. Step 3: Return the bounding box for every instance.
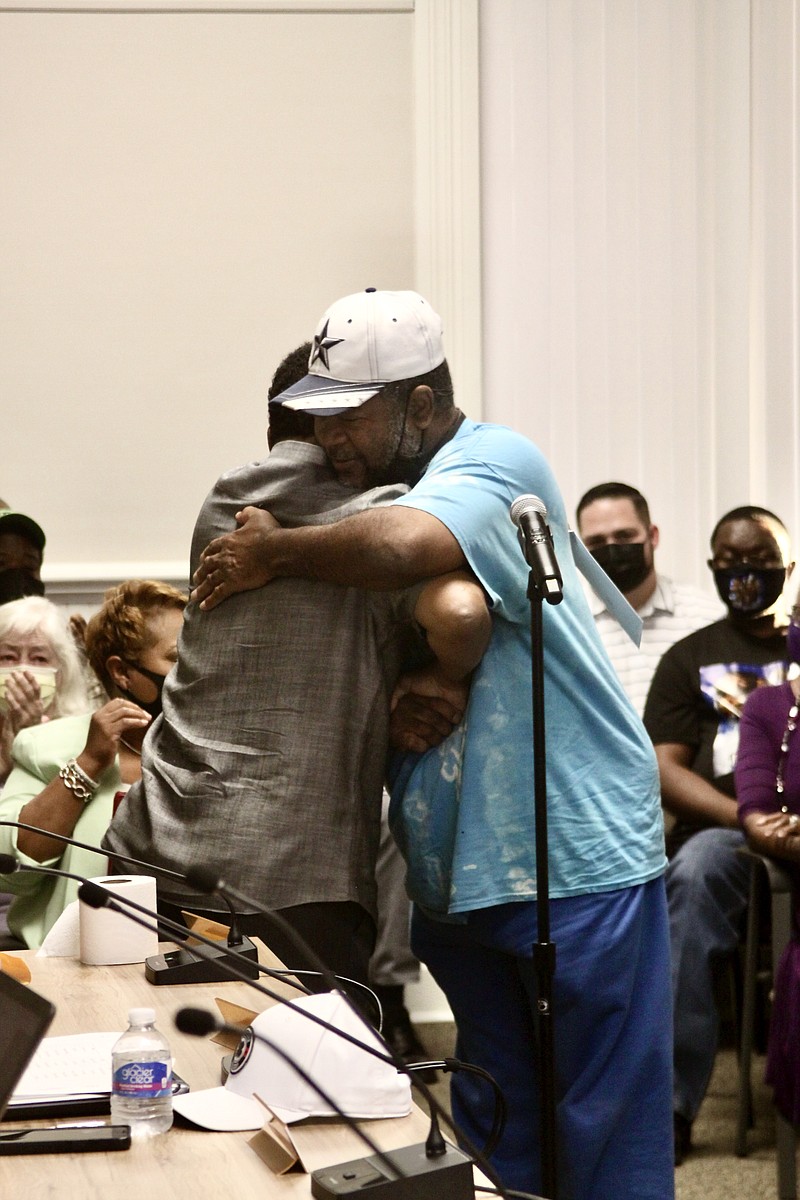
[172,991,411,1131]
[270,288,445,416]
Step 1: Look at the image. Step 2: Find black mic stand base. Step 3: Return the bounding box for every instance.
[311,1141,475,1200]
[145,936,260,984]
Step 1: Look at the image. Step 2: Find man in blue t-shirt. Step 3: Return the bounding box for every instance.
[192,289,674,1200]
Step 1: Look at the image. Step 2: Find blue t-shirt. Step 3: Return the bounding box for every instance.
[389,419,665,916]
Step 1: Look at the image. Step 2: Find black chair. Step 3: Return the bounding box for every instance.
[735,849,797,1198]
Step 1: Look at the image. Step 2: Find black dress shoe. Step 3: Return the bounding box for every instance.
[673,1112,692,1166]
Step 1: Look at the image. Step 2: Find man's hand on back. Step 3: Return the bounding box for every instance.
[192,506,280,610]
[389,665,468,754]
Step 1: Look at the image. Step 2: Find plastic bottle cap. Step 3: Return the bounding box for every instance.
[128,1007,156,1025]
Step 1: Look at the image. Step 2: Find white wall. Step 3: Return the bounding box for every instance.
[4,0,799,599]
[480,0,800,590]
[2,1,416,586]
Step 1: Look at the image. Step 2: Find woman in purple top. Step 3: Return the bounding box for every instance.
[736,602,800,1124]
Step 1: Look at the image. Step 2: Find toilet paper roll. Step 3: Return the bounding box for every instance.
[79,875,159,965]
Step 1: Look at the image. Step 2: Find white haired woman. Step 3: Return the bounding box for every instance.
[0,596,93,786]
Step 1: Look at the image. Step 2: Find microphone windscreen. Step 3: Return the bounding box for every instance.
[0,853,18,874]
[184,865,219,894]
[77,880,109,909]
[509,494,547,527]
[175,1007,219,1037]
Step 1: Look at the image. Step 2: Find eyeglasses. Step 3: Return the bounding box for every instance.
[708,555,783,571]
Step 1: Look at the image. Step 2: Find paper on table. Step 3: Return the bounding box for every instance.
[12,1031,121,1099]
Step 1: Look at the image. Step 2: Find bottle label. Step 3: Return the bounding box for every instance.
[113,1061,172,1100]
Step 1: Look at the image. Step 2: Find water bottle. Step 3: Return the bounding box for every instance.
[110,1007,173,1136]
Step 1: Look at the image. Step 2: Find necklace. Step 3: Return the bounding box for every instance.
[776,684,800,806]
[119,737,142,758]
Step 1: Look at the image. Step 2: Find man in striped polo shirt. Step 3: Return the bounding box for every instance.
[577,482,722,717]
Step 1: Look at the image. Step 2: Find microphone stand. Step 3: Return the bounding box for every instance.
[523,560,560,1200]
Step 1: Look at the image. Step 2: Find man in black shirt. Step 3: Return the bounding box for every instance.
[644,505,794,1164]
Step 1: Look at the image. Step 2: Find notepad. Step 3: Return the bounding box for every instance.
[12,1031,121,1100]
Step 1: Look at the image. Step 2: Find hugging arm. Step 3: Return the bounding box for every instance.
[193,505,467,608]
[390,571,491,755]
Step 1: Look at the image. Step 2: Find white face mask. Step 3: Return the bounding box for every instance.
[0,665,57,714]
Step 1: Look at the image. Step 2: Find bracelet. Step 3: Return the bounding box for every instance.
[58,758,99,803]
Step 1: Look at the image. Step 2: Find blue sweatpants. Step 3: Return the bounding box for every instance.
[411,878,674,1200]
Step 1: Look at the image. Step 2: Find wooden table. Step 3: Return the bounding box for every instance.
[0,943,445,1198]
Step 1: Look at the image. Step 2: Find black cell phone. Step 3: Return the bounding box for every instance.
[0,1123,131,1155]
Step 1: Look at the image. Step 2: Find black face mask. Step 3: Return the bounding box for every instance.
[120,661,167,720]
[590,542,650,594]
[713,566,786,616]
[0,568,45,606]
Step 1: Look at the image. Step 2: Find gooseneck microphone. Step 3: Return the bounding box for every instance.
[76,878,421,1065]
[181,867,512,1198]
[0,818,253,959]
[3,856,513,1199]
[0,819,259,981]
[0,821,375,1000]
[177,1009,479,1200]
[0,855,307,996]
[509,494,564,604]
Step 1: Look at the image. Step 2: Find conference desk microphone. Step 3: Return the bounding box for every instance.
[175,1008,475,1200]
[1,853,431,1071]
[0,855,308,1001]
[0,819,260,984]
[183,867,514,1200]
[58,869,509,1200]
[175,1008,406,1182]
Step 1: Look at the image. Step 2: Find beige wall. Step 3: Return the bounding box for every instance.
[480,0,800,591]
[5,0,799,607]
[2,2,418,587]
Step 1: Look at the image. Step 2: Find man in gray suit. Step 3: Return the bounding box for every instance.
[104,345,489,989]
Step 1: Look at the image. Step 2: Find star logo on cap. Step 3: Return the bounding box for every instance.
[310,320,345,370]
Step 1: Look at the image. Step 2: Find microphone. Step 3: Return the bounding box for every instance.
[11,856,511,1199]
[181,866,512,1198]
[0,854,301,996]
[0,819,259,983]
[1,821,387,1000]
[176,1007,478,1200]
[185,865,382,1022]
[509,494,564,604]
[76,880,409,1062]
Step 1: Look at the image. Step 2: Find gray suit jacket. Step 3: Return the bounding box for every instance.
[105,442,422,917]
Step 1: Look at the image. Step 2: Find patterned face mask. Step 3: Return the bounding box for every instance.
[712,566,786,616]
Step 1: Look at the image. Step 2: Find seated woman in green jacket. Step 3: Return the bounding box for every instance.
[0,579,186,949]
